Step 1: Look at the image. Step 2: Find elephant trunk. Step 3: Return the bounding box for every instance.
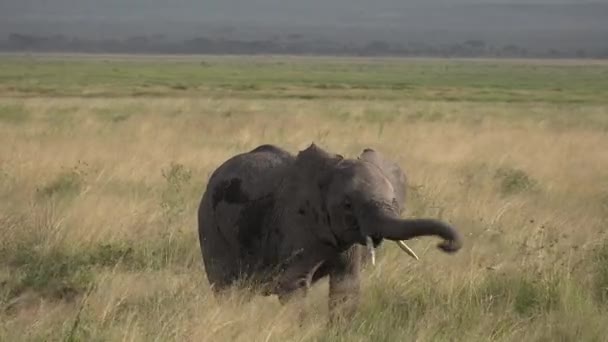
[362,211,463,253]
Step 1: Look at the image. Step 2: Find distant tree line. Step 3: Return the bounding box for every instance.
[1,33,606,59]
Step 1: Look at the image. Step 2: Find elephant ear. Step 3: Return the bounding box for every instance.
[359,148,407,213]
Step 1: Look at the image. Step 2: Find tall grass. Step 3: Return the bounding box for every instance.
[1,57,608,341]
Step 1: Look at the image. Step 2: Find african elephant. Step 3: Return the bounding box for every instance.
[197,143,462,322]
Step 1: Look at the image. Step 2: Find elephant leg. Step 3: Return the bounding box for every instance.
[275,259,326,305]
[202,254,239,296]
[272,259,326,327]
[328,245,362,325]
[199,222,242,299]
[273,245,335,302]
[269,246,335,325]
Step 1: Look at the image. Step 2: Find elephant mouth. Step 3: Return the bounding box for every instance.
[345,213,381,246]
[345,212,420,263]
[367,234,383,247]
[357,211,420,262]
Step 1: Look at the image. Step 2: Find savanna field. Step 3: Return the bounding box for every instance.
[1,54,608,341]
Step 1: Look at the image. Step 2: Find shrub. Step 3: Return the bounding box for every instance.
[494,166,537,196]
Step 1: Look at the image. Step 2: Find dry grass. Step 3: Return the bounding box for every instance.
[1,72,608,341]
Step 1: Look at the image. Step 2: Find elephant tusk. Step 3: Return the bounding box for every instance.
[396,240,419,260]
[366,236,376,266]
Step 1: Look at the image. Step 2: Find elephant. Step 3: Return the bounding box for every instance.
[197,143,462,322]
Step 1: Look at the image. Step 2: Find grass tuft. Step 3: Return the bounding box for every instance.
[593,241,608,304]
[37,162,89,199]
[494,166,538,196]
[160,162,193,224]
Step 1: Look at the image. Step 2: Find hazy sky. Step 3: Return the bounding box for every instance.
[2,0,605,23]
[1,0,607,47]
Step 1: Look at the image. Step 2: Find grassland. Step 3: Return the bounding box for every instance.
[1,54,608,341]
[2,54,608,103]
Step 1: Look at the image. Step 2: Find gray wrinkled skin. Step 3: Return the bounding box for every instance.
[197,143,463,322]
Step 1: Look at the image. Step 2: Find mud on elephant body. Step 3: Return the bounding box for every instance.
[197,143,463,321]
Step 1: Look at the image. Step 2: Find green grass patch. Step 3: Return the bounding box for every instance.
[593,241,608,303]
[479,272,560,316]
[2,247,95,301]
[2,57,608,103]
[45,108,78,127]
[317,265,599,341]
[37,165,88,199]
[494,166,538,196]
[0,104,29,123]
[0,236,197,305]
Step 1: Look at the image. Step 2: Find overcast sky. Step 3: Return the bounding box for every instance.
[1,0,606,46]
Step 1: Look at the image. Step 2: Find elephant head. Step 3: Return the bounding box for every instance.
[279,143,462,265]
